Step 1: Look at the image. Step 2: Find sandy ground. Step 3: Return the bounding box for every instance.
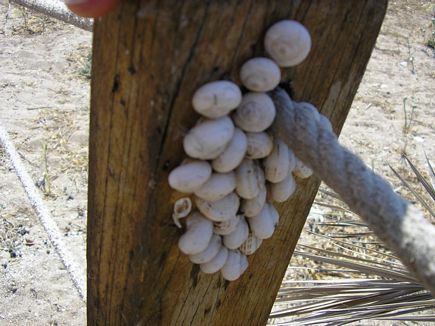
[0,0,433,325]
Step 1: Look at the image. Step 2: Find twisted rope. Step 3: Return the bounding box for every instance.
[271,88,435,296]
[0,125,86,301]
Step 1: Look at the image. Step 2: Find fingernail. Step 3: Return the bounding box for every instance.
[64,0,88,5]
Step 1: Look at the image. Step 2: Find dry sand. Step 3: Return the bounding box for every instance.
[0,0,433,324]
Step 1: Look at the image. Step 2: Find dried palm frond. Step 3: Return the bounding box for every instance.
[269,156,435,325]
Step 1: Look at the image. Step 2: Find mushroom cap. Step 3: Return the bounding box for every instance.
[178,212,214,255]
[240,57,281,92]
[189,234,222,264]
[194,171,236,202]
[232,93,276,133]
[192,80,242,118]
[168,160,212,193]
[264,20,311,67]
[212,128,248,173]
[183,116,235,160]
[195,192,240,222]
[200,246,229,274]
[245,132,274,159]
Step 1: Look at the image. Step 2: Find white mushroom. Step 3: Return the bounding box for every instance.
[213,214,242,235]
[239,57,281,92]
[200,246,228,274]
[264,20,311,67]
[239,234,263,255]
[172,197,192,228]
[264,139,291,183]
[221,250,245,281]
[232,93,276,132]
[248,203,278,240]
[194,172,236,202]
[241,183,267,217]
[168,160,212,193]
[194,192,240,222]
[189,234,222,264]
[245,132,274,159]
[235,159,263,199]
[178,212,214,255]
[192,80,242,118]
[183,116,234,160]
[212,128,248,173]
[223,217,249,250]
[293,157,313,178]
[270,174,296,202]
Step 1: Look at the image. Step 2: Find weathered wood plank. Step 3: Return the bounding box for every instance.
[88,1,388,325]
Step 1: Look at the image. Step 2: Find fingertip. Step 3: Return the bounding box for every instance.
[65,0,120,18]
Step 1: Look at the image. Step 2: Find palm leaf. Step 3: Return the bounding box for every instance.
[269,156,435,325]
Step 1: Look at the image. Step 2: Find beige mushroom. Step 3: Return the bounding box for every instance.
[194,192,240,222]
[223,217,249,250]
[200,246,228,274]
[264,20,311,67]
[270,174,296,202]
[178,212,214,255]
[168,160,212,193]
[183,116,234,160]
[212,128,248,173]
[232,93,276,132]
[245,132,274,159]
[240,57,281,92]
[264,139,291,183]
[192,80,242,118]
[194,172,236,202]
[189,234,222,264]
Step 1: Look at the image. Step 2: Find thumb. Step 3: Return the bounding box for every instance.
[65,0,120,18]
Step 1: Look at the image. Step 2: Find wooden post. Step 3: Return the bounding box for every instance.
[88,1,388,325]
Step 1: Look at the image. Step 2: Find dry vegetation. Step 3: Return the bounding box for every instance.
[0,0,433,325]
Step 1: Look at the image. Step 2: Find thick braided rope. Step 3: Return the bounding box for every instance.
[271,88,435,296]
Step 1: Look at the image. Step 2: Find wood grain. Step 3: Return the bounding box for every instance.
[88,1,388,325]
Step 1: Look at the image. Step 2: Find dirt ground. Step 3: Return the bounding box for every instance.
[0,0,433,325]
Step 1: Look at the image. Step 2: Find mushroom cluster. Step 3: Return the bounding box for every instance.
[168,20,313,281]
